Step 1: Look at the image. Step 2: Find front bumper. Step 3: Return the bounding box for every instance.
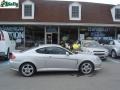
[94,63,102,70]
[94,53,108,60]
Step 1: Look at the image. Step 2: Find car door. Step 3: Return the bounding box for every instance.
[35,47,48,69]
[44,46,78,70]
[104,40,114,53]
[108,41,115,53]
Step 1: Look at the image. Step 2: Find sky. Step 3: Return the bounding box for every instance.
[48,0,120,5]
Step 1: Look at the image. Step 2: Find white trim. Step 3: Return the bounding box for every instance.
[22,0,35,19]
[0,22,120,27]
[111,5,120,22]
[69,2,81,20]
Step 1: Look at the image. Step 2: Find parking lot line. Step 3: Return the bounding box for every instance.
[109,59,120,64]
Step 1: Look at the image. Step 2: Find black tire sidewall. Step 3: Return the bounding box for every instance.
[111,50,117,58]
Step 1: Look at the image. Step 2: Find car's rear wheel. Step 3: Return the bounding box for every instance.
[5,48,10,60]
[111,50,117,58]
[79,61,94,75]
[20,63,36,77]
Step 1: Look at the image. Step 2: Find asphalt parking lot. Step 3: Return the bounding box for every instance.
[0,57,120,90]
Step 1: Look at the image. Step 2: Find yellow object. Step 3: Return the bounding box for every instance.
[73,43,80,50]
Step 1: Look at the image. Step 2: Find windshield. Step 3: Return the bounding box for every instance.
[83,41,101,48]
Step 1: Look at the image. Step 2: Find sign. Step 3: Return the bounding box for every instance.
[0,0,19,8]
[0,26,25,43]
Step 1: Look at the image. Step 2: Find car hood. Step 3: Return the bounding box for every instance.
[72,53,101,64]
[85,47,107,52]
[73,53,98,60]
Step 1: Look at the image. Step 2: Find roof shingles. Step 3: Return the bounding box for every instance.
[0,0,119,24]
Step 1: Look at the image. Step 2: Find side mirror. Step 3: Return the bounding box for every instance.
[66,52,69,56]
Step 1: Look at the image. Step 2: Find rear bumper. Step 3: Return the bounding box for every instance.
[10,60,21,71]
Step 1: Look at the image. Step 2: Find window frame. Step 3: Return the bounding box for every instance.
[115,8,120,19]
[111,5,120,22]
[36,46,73,55]
[36,48,46,54]
[22,0,35,19]
[69,2,81,20]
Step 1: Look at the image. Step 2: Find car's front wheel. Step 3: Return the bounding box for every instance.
[79,61,94,75]
[111,50,117,58]
[20,63,36,77]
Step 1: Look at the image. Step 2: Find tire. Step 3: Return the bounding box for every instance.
[79,61,94,75]
[19,63,36,77]
[111,50,117,58]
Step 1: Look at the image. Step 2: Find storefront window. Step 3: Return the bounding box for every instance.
[25,26,44,47]
[80,27,115,44]
[0,25,25,48]
[60,27,78,46]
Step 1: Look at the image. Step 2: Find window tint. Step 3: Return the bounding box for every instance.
[36,48,46,54]
[45,47,67,54]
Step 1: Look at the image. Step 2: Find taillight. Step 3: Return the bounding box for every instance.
[0,34,1,40]
[9,53,16,60]
[1,31,5,40]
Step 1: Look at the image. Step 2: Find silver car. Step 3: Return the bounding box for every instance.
[104,40,120,58]
[10,44,102,77]
[80,40,109,60]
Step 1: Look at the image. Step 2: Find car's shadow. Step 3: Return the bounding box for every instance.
[34,70,100,77]
[11,69,102,78]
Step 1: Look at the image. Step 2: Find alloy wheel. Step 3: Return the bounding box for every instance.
[80,62,94,75]
[20,63,35,77]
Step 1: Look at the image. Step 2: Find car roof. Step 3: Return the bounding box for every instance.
[39,44,61,47]
[21,44,62,52]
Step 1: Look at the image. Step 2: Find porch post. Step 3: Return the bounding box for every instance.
[115,28,117,39]
[44,26,46,44]
[23,26,26,48]
[78,27,80,40]
[58,26,60,44]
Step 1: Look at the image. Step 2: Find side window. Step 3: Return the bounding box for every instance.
[36,48,45,54]
[45,47,67,54]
